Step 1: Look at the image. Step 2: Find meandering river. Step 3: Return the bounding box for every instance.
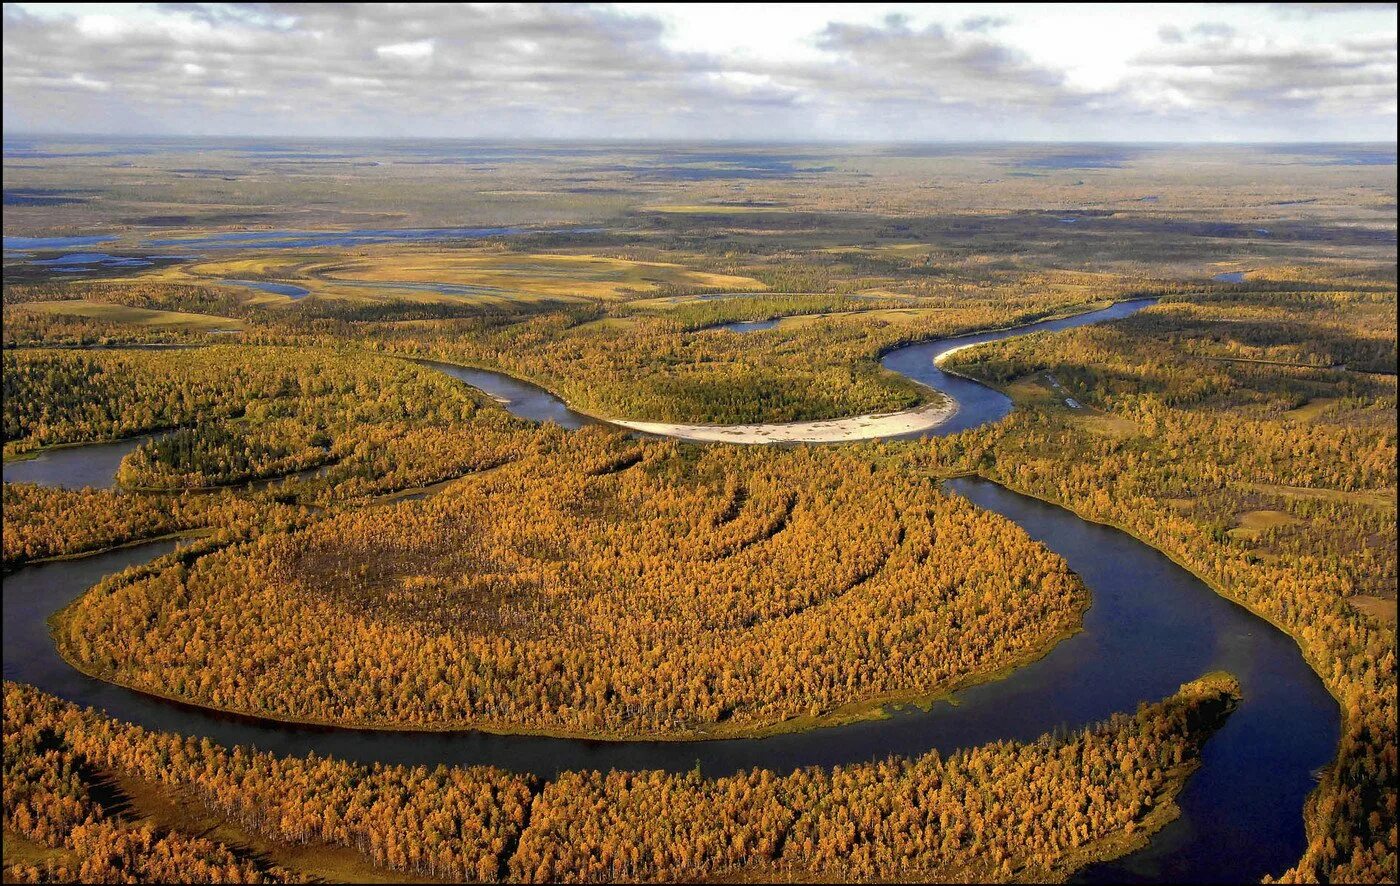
[1,299,1340,882]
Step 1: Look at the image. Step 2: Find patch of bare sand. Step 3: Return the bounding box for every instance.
[613,399,958,444]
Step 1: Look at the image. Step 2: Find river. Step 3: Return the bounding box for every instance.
[1,300,1340,882]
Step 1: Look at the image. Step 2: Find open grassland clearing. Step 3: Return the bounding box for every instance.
[165,247,766,307]
[626,290,852,311]
[1346,595,1397,624]
[1000,371,1143,438]
[312,249,767,299]
[1237,480,1397,510]
[568,316,641,334]
[109,771,442,884]
[1226,509,1300,540]
[1281,396,1342,422]
[642,203,803,214]
[768,306,948,329]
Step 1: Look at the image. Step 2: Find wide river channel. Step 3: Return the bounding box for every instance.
[2,299,1340,882]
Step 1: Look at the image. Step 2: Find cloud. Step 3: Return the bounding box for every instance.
[2,3,733,135]
[1133,25,1397,116]
[2,2,1395,140]
[960,15,1010,33]
[376,40,435,62]
[804,16,1085,108]
[1269,3,1398,18]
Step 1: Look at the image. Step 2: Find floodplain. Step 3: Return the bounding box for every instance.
[2,137,1394,885]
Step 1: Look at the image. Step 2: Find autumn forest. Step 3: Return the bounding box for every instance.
[2,89,1396,886]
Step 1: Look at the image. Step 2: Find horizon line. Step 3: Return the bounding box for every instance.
[3,132,1397,147]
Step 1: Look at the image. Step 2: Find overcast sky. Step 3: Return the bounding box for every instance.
[3,2,1396,142]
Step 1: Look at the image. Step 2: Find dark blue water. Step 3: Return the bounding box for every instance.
[0,477,1337,881]
[3,235,117,250]
[3,189,93,207]
[421,361,600,429]
[879,299,1157,438]
[2,434,160,490]
[3,229,576,272]
[1213,271,1247,283]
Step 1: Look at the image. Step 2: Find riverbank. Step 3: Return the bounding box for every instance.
[611,397,957,444]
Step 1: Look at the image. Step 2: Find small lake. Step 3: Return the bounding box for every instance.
[31,252,156,268]
[218,279,311,300]
[3,235,118,250]
[718,318,782,332]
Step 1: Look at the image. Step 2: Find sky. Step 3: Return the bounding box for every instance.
[3,2,1396,142]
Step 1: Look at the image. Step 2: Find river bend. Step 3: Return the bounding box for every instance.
[2,299,1340,882]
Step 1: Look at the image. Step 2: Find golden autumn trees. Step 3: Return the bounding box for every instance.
[59,429,1085,738]
[3,675,1239,884]
[943,286,1396,884]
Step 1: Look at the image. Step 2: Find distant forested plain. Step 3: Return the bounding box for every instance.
[2,138,1395,883]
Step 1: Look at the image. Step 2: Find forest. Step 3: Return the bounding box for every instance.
[56,430,1086,738]
[939,282,1396,883]
[3,674,1240,883]
[2,138,1395,884]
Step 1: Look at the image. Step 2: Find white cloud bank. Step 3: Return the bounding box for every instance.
[3,2,1395,140]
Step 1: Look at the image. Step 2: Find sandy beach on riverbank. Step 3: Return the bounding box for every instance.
[612,397,957,444]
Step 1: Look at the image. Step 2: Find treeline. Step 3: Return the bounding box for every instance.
[4,345,480,451]
[633,292,907,331]
[0,482,324,572]
[3,675,1240,883]
[950,290,1397,423]
[3,280,254,317]
[1,308,213,349]
[4,686,301,882]
[3,682,515,883]
[940,285,1396,883]
[305,421,535,501]
[117,421,332,490]
[60,430,1085,738]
